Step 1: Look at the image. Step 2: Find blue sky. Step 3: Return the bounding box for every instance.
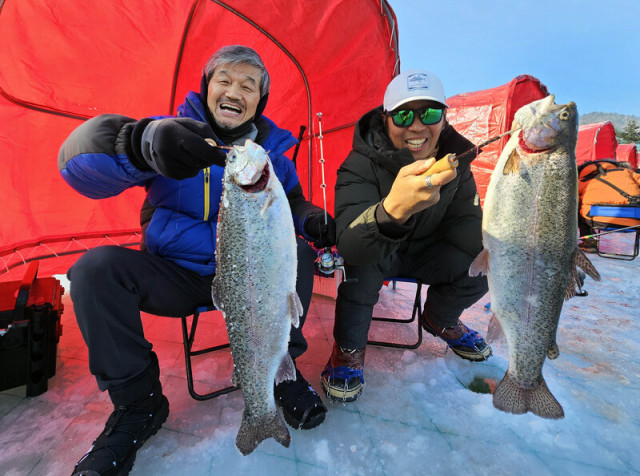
[390,0,640,117]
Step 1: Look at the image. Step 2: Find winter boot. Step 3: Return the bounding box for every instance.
[320,342,365,403]
[422,313,492,361]
[275,367,327,430]
[72,354,169,476]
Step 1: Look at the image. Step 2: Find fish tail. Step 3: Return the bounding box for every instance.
[236,411,291,455]
[493,373,564,420]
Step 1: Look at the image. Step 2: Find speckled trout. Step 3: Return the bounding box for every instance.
[469,95,600,419]
[212,139,302,455]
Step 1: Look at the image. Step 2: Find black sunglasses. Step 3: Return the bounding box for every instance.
[388,107,444,127]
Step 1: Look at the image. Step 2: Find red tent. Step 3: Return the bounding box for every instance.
[575,122,618,166]
[446,75,549,204]
[0,0,399,281]
[616,143,638,169]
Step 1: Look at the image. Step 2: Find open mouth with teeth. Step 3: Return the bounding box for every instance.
[518,131,554,154]
[220,102,243,115]
[240,162,270,193]
[406,138,427,151]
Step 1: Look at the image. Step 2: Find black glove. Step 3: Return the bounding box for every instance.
[127,117,227,180]
[304,212,336,249]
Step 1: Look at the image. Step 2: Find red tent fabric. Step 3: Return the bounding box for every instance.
[616,143,638,169]
[0,0,399,281]
[575,122,618,167]
[446,75,549,204]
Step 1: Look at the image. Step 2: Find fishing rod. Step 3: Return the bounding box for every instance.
[455,127,522,163]
[580,224,640,240]
[314,112,348,279]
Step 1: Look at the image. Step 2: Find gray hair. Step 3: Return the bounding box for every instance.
[203,45,270,97]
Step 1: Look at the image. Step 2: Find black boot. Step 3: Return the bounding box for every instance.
[72,354,169,476]
[275,367,327,430]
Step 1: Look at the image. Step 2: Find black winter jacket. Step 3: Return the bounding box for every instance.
[334,106,484,265]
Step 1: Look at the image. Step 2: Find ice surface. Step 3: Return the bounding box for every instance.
[1,235,639,475]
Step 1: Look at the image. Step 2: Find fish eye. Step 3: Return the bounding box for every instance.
[559,111,570,120]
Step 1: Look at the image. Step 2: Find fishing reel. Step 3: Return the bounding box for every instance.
[316,247,344,275]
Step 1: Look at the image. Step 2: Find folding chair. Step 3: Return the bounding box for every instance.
[181,305,238,401]
[589,205,640,260]
[367,278,424,349]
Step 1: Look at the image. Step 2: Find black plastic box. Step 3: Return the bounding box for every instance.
[0,261,64,396]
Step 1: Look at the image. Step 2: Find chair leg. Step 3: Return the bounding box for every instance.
[181,309,238,401]
[596,229,640,261]
[367,281,424,349]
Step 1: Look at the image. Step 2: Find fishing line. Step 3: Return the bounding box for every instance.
[580,224,640,240]
[456,127,522,163]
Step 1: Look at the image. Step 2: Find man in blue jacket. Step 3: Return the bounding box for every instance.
[59,45,335,476]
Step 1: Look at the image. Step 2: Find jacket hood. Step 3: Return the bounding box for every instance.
[353,106,414,176]
[178,92,296,158]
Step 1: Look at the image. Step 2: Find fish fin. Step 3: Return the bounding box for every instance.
[231,367,240,388]
[469,249,489,277]
[564,275,578,300]
[288,293,302,328]
[493,372,564,420]
[547,342,559,360]
[527,379,564,419]
[486,314,505,343]
[235,410,291,456]
[503,148,521,175]
[275,353,296,385]
[260,187,277,215]
[575,248,601,282]
[565,249,601,300]
[211,277,222,310]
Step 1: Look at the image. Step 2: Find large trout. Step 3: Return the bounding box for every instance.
[469,95,600,419]
[212,139,302,455]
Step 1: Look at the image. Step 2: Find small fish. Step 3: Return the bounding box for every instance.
[212,139,302,454]
[470,95,600,419]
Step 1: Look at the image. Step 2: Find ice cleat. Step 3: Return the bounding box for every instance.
[320,343,365,403]
[422,313,492,361]
[275,368,327,430]
[72,383,169,476]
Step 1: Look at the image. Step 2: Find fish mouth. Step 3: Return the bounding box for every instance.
[240,161,270,193]
[518,131,555,154]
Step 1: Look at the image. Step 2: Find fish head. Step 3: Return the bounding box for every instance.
[514,95,578,154]
[225,139,270,192]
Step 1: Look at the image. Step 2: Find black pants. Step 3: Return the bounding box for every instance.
[69,237,316,391]
[334,241,488,350]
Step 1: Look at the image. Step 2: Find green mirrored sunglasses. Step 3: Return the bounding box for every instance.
[389,107,444,127]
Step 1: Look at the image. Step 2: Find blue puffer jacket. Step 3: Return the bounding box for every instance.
[58,92,318,275]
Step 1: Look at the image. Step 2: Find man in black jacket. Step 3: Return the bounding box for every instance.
[321,70,491,403]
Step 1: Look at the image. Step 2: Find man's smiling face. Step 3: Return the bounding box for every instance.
[385,99,446,160]
[207,62,262,129]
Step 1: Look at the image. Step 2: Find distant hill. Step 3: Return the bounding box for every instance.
[579,112,640,132]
